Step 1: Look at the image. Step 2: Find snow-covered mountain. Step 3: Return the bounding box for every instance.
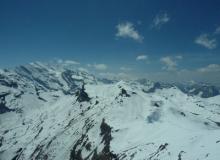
[0,62,220,160]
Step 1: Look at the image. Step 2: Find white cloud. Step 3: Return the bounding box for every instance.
[87,63,107,70]
[175,55,183,59]
[116,22,143,42]
[197,64,220,73]
[64,60,80,65]
[78,67,88,72]
[160,56,177,71]
[214,26,220,34]
[152,12,170,29]
[136,55,148,60]
[195,34,217,49]
[57,59,63,64]
[120,66,132,71]
[93,63,107,70]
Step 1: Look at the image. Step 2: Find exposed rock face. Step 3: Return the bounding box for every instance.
[0,102,14,114]
[76,84,91,102]
[61,70,78,91]
[0,74,18,88]
[119,88,130,97]
[0,92,14,114]
[95,119,118,160]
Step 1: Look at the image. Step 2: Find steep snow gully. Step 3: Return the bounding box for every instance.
[0,62,220,160]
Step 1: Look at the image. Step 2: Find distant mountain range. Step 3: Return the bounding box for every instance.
[0,62,220,160]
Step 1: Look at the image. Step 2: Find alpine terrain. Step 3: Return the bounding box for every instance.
[0,61,220,160]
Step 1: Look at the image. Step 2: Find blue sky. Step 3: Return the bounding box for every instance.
[0,0,220,84]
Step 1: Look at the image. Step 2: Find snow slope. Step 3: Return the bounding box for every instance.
[0,62,220,160]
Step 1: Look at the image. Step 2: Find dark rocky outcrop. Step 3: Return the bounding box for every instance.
[91,119,118,160]
[29,144,46,160]
[69,119,94,160]
[119,89,130,97]
[0,103,14,114]
[148,143,168,160]
[69,134,86,160]
[100,119,112,152]
[180,112,186,117]
[151,101,163,107]
[11,148,23,160]
[61,70,78,91]
[212,120,220,127]
[0,92,15,114]
[34,127,43,139]
[178,151,185,160]
[0,74,18,88]
[0,136,3,147]
[76,84,91,102]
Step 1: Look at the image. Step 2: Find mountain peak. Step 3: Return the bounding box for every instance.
[0,61,220,160]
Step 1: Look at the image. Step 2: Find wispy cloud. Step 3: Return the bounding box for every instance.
[152,12,170,29]
[197,64,220,73]
[78,67,88,72]
[89,63,108,70]
[195,34,217,49]
[120,66,132,71]
[64,60,80,65]
[136,55,148,61]
[116,22,143,42]
[214,26,220,34]
[175,55,183,60]
[160,56,177,71]
[56,59,80,65]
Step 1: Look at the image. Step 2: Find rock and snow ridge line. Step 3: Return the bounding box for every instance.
[0,62,220,160]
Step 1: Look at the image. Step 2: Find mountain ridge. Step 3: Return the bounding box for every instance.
[0,61,220,160]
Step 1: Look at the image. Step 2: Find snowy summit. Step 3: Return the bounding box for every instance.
[0,62,220,160]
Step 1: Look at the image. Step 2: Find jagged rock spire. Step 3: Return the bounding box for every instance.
[76,82,91,102]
